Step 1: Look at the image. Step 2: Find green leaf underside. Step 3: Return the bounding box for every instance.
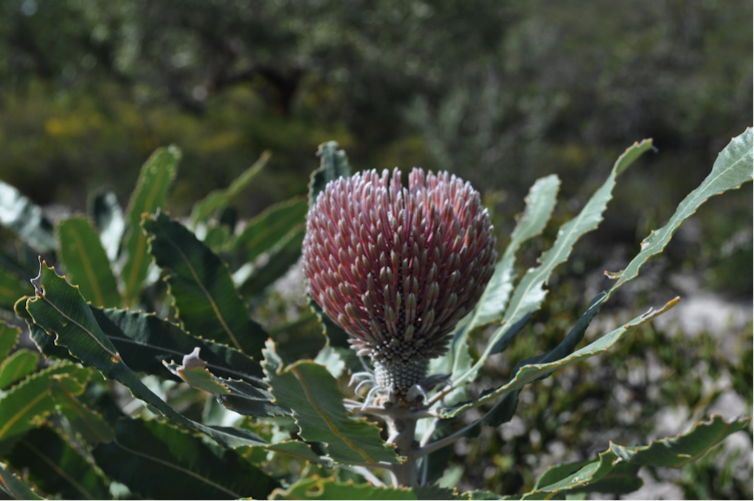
[0,323,21,361]
[191,151,271,225]
[0,463,44,500]
[0,362,91,442]
[309,141,352,208]
[0,350,39,390]
[144,211,268,357]
[263,342,400,465]
[57,217,121,308]
[0,180,56,254]
[514,415,751,499]
[90,190,125,262]
[93,418,278,500]
[233,198,308,263]
[440,296,678,418]
[454,139,653,389]
[434,175,561,405]
[7,426,110,500]
[164,360,288,417]
[91,306,264,382]
[472,175,561,329]
[121,146,180,305]
[0,269,28,311]
[24,263,319,460]
[272,477,458,500]
[49,374,115,445]
[238,224,305,297]
[607,128,754,297]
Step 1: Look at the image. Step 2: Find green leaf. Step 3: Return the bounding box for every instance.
[0,463,44,500]
[91,306,264,381]
[143,211,268,356]
[454,139,654,389]
[163,349,288,417]
[0,322,21,361]
[93,417,278,500]
[0,350,39,390]
[309,141,352,207]
[237,225,305,297]
[0,268,29,312]
[0,362,90,443]
[439,296,678,418]
[309,298,350,348]
[263,341,400,465]
[49,374,115,445]
[121,146,180,305]
[202,223,232,251]
[57,217,121,308]
[6,426,110,500]
[0,181,56,254]
[191,151,271,226]
[233,197,308,263]
[607,128,753,297]
[517,415,751,499]
[90,190,125,262]
[471,175,561,329]
[272,478,459,500]
[24,262,318,458]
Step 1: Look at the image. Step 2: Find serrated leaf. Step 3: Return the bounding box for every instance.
[308,141,352,207]
[0,362,90,442]
[23,262,316,457]
[57,217,121,308]
[163,350,288,418]
[143,211,268,357]
[0,268,28,314]
[471,175,561,329]
[49,374,114,445]
[121,146,180,305]
[606,128,753,297]
[263,341,400,465]
[0,180,56,254]
[517,415,751,499]
[0,350,38,390]
[7,426,110,500]
[272,477,458,500]
[0,322,21,361]
[237,225,305,297]
[191,151,270,226]
[0,462,44,500]
[454,139,653,389]
[90,190,125,262]
[91,306,264,382]
[93,417,277,500]
[233,198,308,263]
[439,296,678,418]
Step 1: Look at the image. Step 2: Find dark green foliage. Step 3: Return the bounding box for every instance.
[143,210,268,357]
[93,418,278,499]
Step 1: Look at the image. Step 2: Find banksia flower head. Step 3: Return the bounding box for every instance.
[303,168,497,398]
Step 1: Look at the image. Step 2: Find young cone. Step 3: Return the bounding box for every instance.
[303,168,497,397]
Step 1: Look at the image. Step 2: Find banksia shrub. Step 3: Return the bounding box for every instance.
[303,168,497,398]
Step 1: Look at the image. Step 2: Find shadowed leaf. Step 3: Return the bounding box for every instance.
[237,224,305,298]
[263,341,400,465]
[93,418,278,500]
[121,146,180,305]
[233,198,308,263]
[6,426,110,500]
[272,477,458,500]
[49,374,115,445]
[0,323,21,361]
[57,217,121,308]
[309,141,352,207]
[0,350,38,390]
[143,211,268,356]
[0,463,44,500]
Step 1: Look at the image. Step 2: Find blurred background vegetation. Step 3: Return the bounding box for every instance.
[0,0,751,498]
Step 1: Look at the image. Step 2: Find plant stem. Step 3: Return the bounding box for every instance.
[385,412,419,487]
